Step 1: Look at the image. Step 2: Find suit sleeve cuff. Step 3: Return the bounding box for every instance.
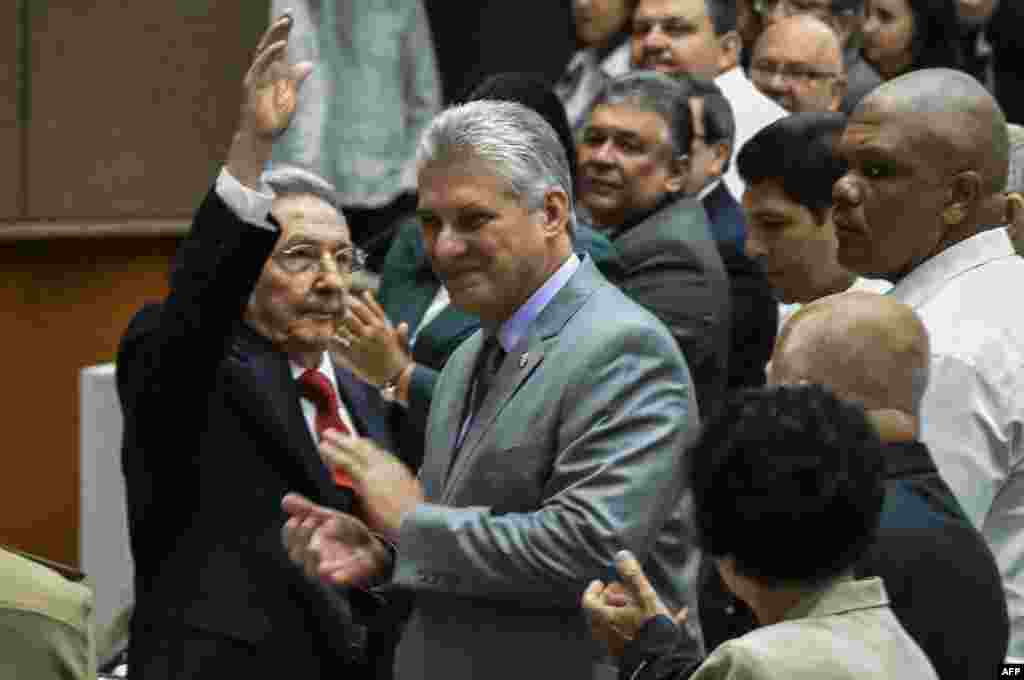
[215,167,277,230]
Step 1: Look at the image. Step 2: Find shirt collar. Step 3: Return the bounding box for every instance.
[782,576,889,622]
[495,253,581,352]
[697,179,723,202]
[290,351,335,387]
[890,227,1014,309]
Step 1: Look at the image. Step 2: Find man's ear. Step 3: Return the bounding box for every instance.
[942,171,982,226]
[709,141,731,178]
[540,188,572,238]
[829,76,848,113]
[717,30,742,73]
[665,154,692,194]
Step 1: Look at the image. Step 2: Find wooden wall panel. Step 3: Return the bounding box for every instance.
[0,1,22,219]
[0,237,178,564]
[27,1,267,219]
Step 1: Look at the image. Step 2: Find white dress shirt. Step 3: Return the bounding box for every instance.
[714,67,788,201]
[556,42,631,129]
[777,276,893,331]
[890,227,1024,660]
[291,354,359,438]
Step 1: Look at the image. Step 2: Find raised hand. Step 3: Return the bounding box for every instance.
[281,493,392,588]
[582,550,687,659]
[319,431,423,542]
[332,290,412,388]
[227,13,314,188]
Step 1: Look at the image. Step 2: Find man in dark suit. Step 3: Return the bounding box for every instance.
[697,292,1009,680]
[116,15,394,678]
[576,71,730,419]
[678,76,777,390]
[282,98,698,680]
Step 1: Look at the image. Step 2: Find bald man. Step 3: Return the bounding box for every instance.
[832,68,1024,660]
[696,292,1009,680]
[749,15,846,113]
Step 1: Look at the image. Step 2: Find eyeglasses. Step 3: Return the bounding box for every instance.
[753,0,841,19]
[750,62,840,85]
[272,245,367,275]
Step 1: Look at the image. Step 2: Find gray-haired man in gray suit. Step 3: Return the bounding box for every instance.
[281,99,699,680]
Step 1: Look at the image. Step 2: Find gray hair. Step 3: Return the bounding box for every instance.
[262,165,344,214]
[590,71,692,160]
[416,100,576,234]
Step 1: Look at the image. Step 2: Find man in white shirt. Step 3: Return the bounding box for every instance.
[833,67,1024,661]
[748,14,846,113]
[629,0,787,198]
[116,15,397,678]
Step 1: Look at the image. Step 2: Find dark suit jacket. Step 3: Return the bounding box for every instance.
[377,219,626,470]
[117,189,395,678]
[842,48,883,114]
[697,441,1008,680]
[611,196,731,419]
[701,183,777,390]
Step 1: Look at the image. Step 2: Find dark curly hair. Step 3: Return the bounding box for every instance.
[689,384,886,588]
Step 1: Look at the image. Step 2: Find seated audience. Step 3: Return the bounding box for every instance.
[630,0,787,198]
[577,71,730,417]
[339,72,624,471]
[757,0,881,113]
[677,76,778,388]
[749,15,846,113]
[556,0,635,127]
[584,384,940,680]
[832,67,1024,659]
[738,112,889,327]
[861,0,965,81]
[0,547,95,680]
[699,292,1009,680]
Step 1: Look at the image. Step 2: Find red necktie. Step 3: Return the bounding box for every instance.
[297,369,355,489]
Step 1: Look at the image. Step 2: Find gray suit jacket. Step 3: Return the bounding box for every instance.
[392,258,699,680]
[691,578,938,680]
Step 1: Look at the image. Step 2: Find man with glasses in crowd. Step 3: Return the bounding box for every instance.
[755,0,881,112]
[749,14,847,112]
[116,15,396,678]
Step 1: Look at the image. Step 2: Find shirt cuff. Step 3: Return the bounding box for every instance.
[215,166,276,230]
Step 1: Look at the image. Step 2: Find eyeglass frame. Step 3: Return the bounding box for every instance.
[271,244,368,276]
[752,0,854,19]
[749,60,842,86]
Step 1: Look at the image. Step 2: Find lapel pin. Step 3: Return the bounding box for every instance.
[519,353,529,368]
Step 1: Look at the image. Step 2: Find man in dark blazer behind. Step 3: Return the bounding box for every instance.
[282,99,699,680]
[116,16,393,678]
[576,71,731,419]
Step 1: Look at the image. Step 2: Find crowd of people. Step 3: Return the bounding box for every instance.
[6,1,1024,678]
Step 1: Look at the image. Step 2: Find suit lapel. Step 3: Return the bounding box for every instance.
[442,336,547,502]
[228,325,341,507]
[439,258,605,501]
[416,331,482,501]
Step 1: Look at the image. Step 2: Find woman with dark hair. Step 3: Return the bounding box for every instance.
[862,0,964,80]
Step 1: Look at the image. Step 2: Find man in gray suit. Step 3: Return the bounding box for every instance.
[282,100,698,680]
